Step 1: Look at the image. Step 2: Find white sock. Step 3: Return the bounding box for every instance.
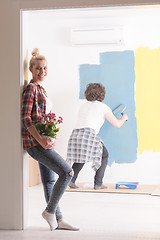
[42,210,58,230]
[57,220,79,231]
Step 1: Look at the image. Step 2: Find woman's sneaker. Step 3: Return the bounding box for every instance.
[94,184,108,190]
[69,182,79,189]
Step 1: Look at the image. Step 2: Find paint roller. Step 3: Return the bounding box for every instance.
[112,104,127,122]
[112,104,126,115]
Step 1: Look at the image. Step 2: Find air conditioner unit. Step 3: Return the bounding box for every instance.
[70,26,124,46]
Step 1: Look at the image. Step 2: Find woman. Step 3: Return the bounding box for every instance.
[67,83,128,190]
[21,48,79,231]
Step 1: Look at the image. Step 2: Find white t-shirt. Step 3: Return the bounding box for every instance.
[75,100,111,134]
[45,97,53,114]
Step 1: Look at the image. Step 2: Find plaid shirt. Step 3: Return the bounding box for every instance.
[66,128,103,171]
[21,80,47,150]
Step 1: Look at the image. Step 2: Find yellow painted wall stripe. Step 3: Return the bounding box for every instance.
[135,47,160,154]
[24,49,28,84]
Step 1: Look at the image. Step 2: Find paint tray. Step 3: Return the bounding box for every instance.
[115,182,139,190]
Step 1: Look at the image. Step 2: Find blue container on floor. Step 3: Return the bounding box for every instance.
[116,182,139,189]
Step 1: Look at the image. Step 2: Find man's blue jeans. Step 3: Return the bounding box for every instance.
[27,145,72,220]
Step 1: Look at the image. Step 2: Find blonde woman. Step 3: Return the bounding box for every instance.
[22,48,79,231]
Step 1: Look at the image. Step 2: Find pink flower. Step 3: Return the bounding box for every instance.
[36,112,63,138]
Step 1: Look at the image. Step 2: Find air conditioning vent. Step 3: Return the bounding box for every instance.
[71,27,124,46]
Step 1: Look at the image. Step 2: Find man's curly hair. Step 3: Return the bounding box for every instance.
[84,83,105,102]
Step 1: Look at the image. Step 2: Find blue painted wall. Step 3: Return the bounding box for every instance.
[79,51,138,165]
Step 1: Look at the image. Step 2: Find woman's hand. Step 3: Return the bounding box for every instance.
[121,113,128,121]
[27,125,55,149]
[39,135,55,149]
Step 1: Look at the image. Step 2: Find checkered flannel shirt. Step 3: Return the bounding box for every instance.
[67,128,103,171]
[21,80,47,150]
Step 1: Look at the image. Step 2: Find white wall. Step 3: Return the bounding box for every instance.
[25,7,160,186]
[1,0,160,230]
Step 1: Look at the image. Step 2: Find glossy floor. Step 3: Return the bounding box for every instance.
[0,184,160,240]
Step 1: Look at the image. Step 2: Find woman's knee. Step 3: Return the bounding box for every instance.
[69,170,74,176]
[60,168,74,179]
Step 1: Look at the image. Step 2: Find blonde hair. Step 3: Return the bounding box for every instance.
[29,48,47,68]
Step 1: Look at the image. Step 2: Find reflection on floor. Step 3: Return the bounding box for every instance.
[0,183,160,240]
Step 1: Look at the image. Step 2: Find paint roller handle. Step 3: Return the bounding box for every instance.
[121,112,128,121]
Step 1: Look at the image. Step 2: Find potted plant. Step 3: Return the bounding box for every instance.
[36,112,63,143]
